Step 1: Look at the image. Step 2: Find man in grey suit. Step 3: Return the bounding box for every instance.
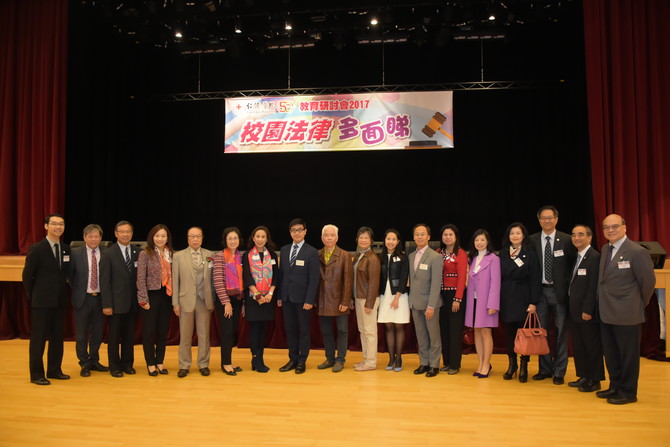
[172,227,215,378]
[596,214,655,405]
[408,224,443,377]
[68,224,109,377]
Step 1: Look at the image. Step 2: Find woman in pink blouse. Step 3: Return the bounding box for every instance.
[136,224,174,376]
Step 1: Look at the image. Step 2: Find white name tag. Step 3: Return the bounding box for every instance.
[473,265,481,274]
[62,255,70,262]
[419,263,428,270]
[134,261,138,267]
[554,250,564,257]
[393,256,400,263]
[618,261,631,269]
[296,260,305,267]
[271,259,276,265]
[208,262,214,269]
[578,269,587,276]
[514,258,524,267]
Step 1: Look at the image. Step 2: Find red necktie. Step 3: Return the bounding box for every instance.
[90,249,99,291]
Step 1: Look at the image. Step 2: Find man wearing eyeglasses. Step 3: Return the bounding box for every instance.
[529,205,576,385]
[596,214,655,405]
[22,214,71,385]
[277,218,320,374]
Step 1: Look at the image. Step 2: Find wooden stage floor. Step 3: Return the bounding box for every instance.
[0,339,668,446]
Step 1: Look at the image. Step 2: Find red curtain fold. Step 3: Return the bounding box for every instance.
[584,0,670,250]
[0,0,68,255]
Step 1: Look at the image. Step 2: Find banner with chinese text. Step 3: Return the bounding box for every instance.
[224,91,453,153]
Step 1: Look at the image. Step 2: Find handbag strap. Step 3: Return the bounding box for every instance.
[523,311,544,329]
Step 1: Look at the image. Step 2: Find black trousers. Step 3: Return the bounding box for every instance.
[601,322,641,397]
[141,288,172,365]
[569,318,605,381]
[248,320,267,356]
[29,306,65,380]
[215,296,242,365]
[319,315,348,363]
[282,300,312,364]
[74,294,105,366]
[439,290,465,369]
[107,307,136,371]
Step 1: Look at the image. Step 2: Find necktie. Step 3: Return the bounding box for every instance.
[544,236,553,283]
[125,246,132,272]
[54,243,60,267]
[571,254,581,282]
[604,244,614,270]
[90,249,99,291]
[414,249,421,272]
[192,250,201,267]
[290,244,298,266]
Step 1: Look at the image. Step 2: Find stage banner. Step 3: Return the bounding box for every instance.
[224,91,453,153]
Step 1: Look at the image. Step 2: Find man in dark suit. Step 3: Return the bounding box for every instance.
[529,205,576,385]
[68,224,109,377]
[596,214,655,405]
[22,214,71,385]
[277,218,320,374]
[100,220,140,377]
[408,224,443,378]
[567,225,604,393]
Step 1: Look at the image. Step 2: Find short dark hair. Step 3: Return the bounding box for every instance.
[412,223,431,237]
[114,220,133,231]
[572,224,593,237]
[537,205,559,219]
[356,226,375,242]
[247,225,276,251]
[221,227,242,250]
[44,214,64,224]
[83,224,103,238]
[468,229,495,260]
[502,222,529,249]
[288,218,306,230]
[439,224,461,252]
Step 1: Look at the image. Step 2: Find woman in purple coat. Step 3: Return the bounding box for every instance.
[465,229,500,378]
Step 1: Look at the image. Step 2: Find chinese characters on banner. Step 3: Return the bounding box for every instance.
[224,91,453,153]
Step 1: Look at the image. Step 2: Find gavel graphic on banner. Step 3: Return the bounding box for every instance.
[422,112,454,141]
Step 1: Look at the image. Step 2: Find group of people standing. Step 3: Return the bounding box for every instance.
[22,208,656,405]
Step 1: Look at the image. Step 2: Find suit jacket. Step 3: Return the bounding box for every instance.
[598,237,656,325]
[408,247,443,310]
[69,245,105,310]
[568,246,601,322]
[530,230,577,304]
[100,242,140,314]
[278,242,320,305]
[172,247,215,312]
[22,238,71,308]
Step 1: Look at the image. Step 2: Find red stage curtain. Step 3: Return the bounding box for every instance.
[0,0,68,255]
[583,0,670,250]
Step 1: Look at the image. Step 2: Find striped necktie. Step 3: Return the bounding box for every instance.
[125,246,132,272]
[290,244,298,266]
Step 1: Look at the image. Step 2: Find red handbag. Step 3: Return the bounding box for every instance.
[514,311,550,355]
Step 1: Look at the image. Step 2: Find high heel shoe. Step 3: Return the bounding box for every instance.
[147,365,158,377]
[503,355,518,380]
[478,365,492,379]
[386,356,396,371]
[393,355,403,372]
[519,356,529,383]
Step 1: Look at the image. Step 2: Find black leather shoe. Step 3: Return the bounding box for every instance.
[607,395,637,405]
[123,367,136,375]
[532,373,552,381]
[89,362,109,372]
[147,366,158,376]
[157,366,168,375]
[295,363,306,374]
[47,372,70,380]
[317,360,335,369]
[199,367,210,376]
[568,377,587,388]
[234,366,243,372]
[279,361,297,372]
[596,388,618,399]
[31,377,50,385]
[222,367,237,376]
[425,367,439,377]
[553,377,564,385]
[80,366,91,377]
[579,381,601,393]
[110,370,123,378]
[414,365,429,375]
[177,369,189,378]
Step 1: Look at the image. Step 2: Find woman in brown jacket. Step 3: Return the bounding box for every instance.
[316,224,354,372]
[353,226,381,371]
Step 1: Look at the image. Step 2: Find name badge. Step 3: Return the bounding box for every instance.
[419,263,428,270]
[473,265,481,274]
[393,256,400,263]
[296,259,305,267]
[271,259,276,265]
[134,261,138,268]
[554,250,564,257]
[208,262,214,269]
[62,255,70,262]
[514,258,524,267]
[618,261,631,269]
[577,269,587,276]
